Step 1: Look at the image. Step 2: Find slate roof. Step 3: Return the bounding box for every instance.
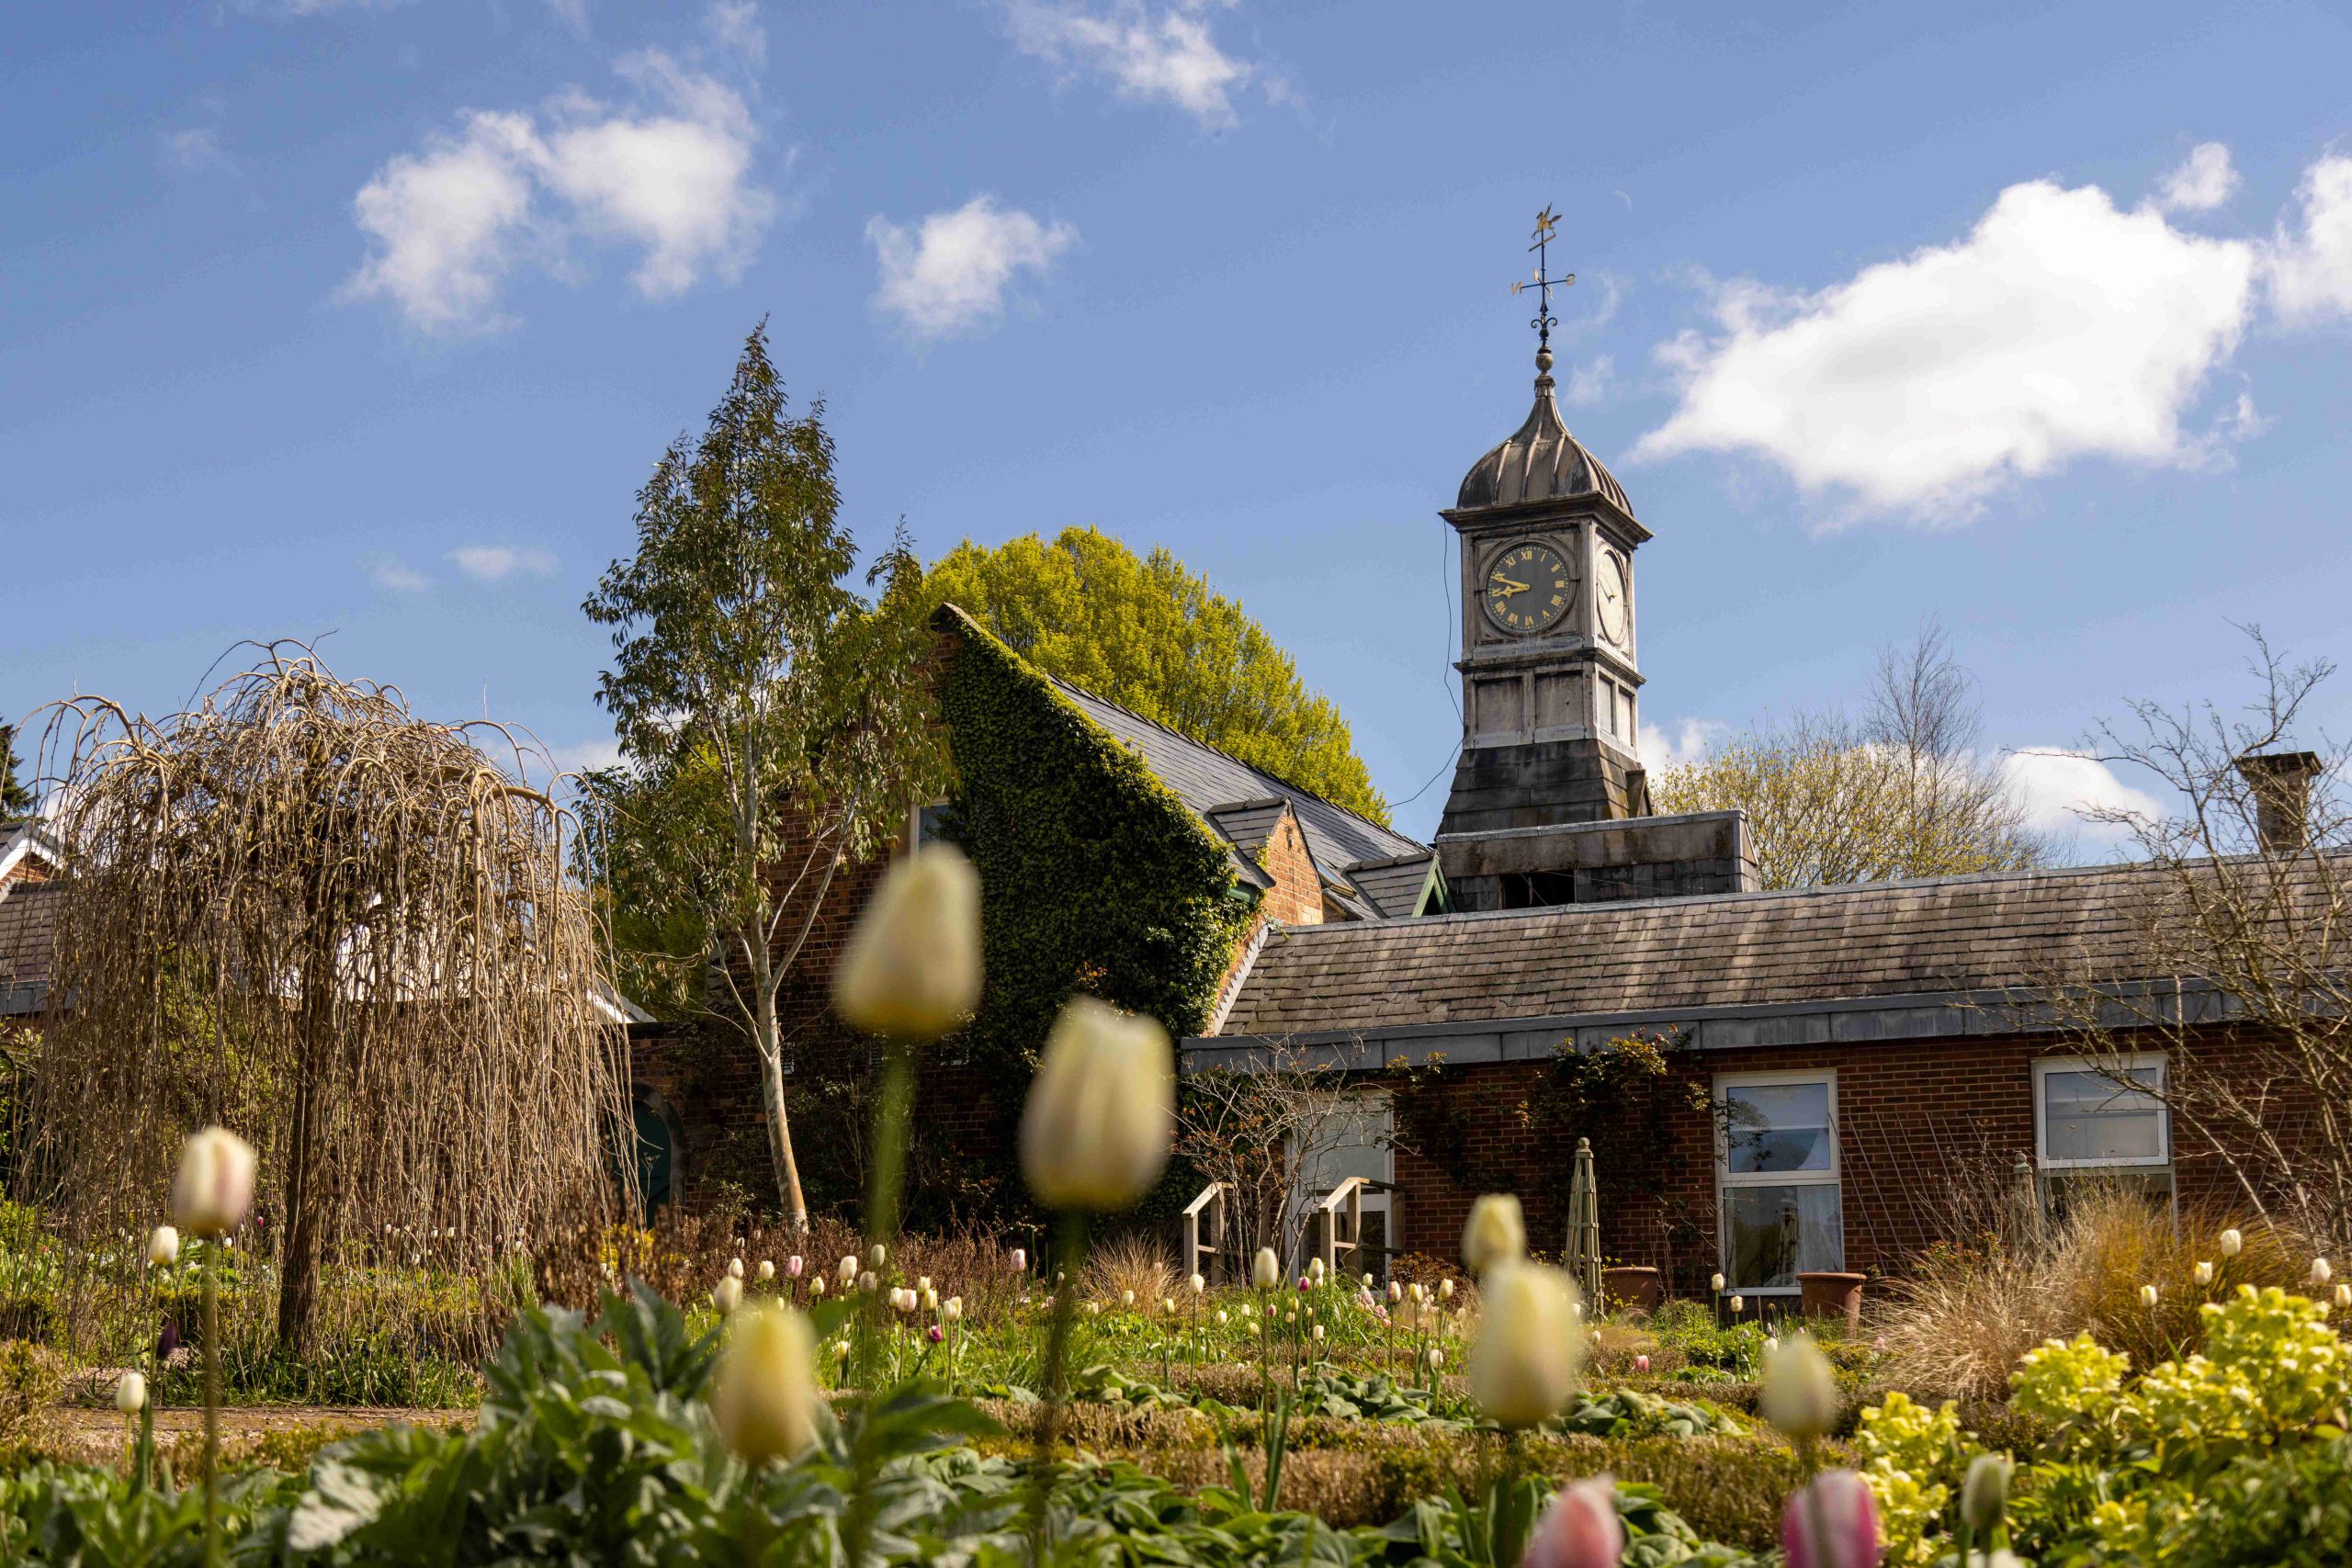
[1216,858,2190,1039]
[1048,678,1433,911]
[0,881,59,1015]
[1344,854,1440,919]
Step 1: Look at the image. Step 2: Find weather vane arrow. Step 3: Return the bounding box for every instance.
[1509,204,1575,373]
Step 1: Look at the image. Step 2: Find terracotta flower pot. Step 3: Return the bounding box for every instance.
[1600,1265,1661,1314]
[1797,1270,1867,1330]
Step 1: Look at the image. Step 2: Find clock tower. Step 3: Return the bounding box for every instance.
[1430,212,1754,911]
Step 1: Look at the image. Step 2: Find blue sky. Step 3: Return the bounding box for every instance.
[6,0,2349,848]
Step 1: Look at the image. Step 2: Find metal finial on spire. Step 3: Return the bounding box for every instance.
[1509,205,1575,378]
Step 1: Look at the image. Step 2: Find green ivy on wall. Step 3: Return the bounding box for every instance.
[933,603,1258,1099]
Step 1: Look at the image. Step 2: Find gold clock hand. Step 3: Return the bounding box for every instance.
[1493,577,1531,595]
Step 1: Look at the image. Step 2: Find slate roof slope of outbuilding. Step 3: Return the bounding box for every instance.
[1215,858,2193,1039]
[1344,854,1440,919]
[1046,678,1430,897]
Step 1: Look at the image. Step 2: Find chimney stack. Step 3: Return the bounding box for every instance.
[2233,750,2324,853]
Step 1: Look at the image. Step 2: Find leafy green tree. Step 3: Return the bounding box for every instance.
[923,526,1390,824]
[582,323,946,1230]
[0,725,34,828]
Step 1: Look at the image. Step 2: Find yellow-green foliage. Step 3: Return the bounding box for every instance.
[926,526,1389,824]
[1851,1392,1972,1567]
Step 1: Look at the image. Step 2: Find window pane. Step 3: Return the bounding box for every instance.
[1722,1080,1833,1175]
[1724,1184,1842,1290]
[2042,1067,2165,1164]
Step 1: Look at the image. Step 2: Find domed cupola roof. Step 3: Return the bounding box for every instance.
[1456,357,1634,518]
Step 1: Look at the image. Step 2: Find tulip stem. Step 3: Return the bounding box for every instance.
[1026,1210,1086,1563]
[202,1260,220,1568]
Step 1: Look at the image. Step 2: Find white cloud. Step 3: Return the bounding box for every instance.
[2265,153,2352,327]
[867,196,1077,340]
[1000,0,1263,128]
[1562,355,1613,409]
[449,545,559,581]
[2154,142,2239,213]
[704,0,766,65]
[552,738,624,774]
[546,0,590,35]
[1638,717,1727,767]
[161,127,236,175]
[369,556,431,592]
[1634,177,2258,525]
[345,110,542,333]
[344,53,770,333]
[2001,749,2165,849]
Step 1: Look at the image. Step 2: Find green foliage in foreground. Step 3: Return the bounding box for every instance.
[0,1282,1758,1565]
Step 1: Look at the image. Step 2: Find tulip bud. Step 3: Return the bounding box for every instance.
[1439,1279,1455,1301]
[713,1276,745,1314]
[707,1303,818,1463]
[1296,1276,1310,1292]
[2336,1282,2352,1309]
[944,1297,962,1321]
[840,1256,859,1284]
[1764,1335,1779,1352]
[1252,1247,1281,1291]
[928,1324,944,1343]
[1466,1260,1584,1427]
[1120,1289,1135,1309]
[858,1271,878,1294]
[870,1243,888,1268]
[1190,1273,1205,1294]
[1729,1295,1745,1314]
[2194,1260,2213,1286]
[1308,1258,1326,1285]
[1634,1353,1650,1373]
[115,1371,147,1415]
[1522,1473,1623,1568]
[1960,1452,2012,1535]
[1216,1310,1228,1325]
[1362,1272,1374,1290]
[1426,1346,1443,1370]
[170,1127,256,1239]
[1020,998,1173,1211]
[1313,1324,1324,1341]
[832,843,982,1042]
[1781,1469,1878,1568]
[1769,1335,1844,1438]
[1010,1247,1028,1272]
[148,1226,180,1268]
[729,1257,746,1280]
[916,1276,931,1292]
[1461,1193,1526,1274]
[811,1274,827,1299]
[786,1256,803,1278]
[2311,1258,2332,1287]
[2141,1283,2159,1306]
[1387,1281,1403,1303]
[2219,1227,2243,1258]
[1710,1272,1726,1294]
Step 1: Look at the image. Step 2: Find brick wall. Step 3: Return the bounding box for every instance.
[1385,1032,2309,1295]
[1255,808,1327,928]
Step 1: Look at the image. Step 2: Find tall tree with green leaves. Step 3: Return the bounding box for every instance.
[0,726,35,829]
[582,323,946,1230]
[923,526,1391,824]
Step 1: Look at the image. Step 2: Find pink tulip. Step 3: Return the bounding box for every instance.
[1010,1247,1027,1272]
[786,1256,805,1278]
[1634,1353,1650,1373]
[1297,1276,1311,1292]
[1523,1475,1623,1568]
[1782,1470,1880,1568]
[928,1324,944,1343]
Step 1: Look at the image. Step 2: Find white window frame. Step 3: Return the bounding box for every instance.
[1713,1067,1842,1296]
[2033,1054,2171,1171]
[1285,1089,1398,1280]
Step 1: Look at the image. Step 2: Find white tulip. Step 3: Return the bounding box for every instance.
[2219,1228,2244,1258]
[918,1276,932,1293]
[1710,1273,1725,1294]
[115,1371,146,1415]
[832,843,982,1042]
[2141,1283,2159,1307]
[147,1226,180,1268]
[840,1256,859,1285]
[1253,1247,1281,1289]
[729,1257,746,1280]
[944,1297,963,1322]
[2311,1258,2332,1287]
[1466,1261,1584,1427]
[1729,1295,1745,1314]
[870,1243,888,1268]
[757,1260,776,1282]
[712,1276,744,1314]
[1758,1332,1838,1439]
[1461,1193,1526,1274]
[707,1303,818,1462]
[1190,1273,1205,1294]
[2194,1260,2214,1286]
[1019,998,1173,1212]
[170,1127,256,1239]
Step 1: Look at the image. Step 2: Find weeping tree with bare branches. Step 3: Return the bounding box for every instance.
[26,646,632,1353]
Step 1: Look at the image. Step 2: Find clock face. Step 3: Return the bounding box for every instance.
[1483,540,1574,636]
[1597,550,1630,644]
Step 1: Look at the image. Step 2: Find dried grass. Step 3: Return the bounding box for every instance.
[1084,1233,1177,1311]
[1874,1183,2315,1398]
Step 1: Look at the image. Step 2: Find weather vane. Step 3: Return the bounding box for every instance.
[1510,205,1575,373]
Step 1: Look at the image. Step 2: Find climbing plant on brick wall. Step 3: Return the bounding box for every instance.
[933,604,1257,1088]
